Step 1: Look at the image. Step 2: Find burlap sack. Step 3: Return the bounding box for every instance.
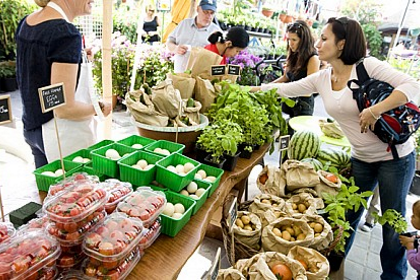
[292,213,333,251]
[217,268,246,280]
[285,193,323,215]
[262,217,314,255]
[151,79,182,119]
[287,245,330,280]
[167,72,196,99]
[186,47,223,77]
[125,89,169,126]
[182,99,202,125]
[233,211,262,251]
[282,160,320,191]
[194,75,218,113]
[235,251,307,280]
[315,170,341,198]
[248,194,287,227]
[256,165,285,197]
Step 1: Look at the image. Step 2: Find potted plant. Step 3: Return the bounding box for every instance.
[279,10,287,23]
[410,130,420,195]
[261,6,274,18]
[0,62,17,92]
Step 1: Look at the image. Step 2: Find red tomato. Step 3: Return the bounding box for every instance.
[85,233,102,249]
[58,254,75,266]
[325,173,339,184]
[119,218,133,230]
[98,242,114,256]
[109,230,125,244]
[106,220,119,232]
[96,226,110,238]
[69,206,82,217]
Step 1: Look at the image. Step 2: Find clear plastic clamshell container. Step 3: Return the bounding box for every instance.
[18,215,49,234]
[116,188,166,227]
[0,222,15,244]
[0,229,61,280]
[82,212,144,267]
[43,181,108,224]
[138,217,161,252]
[47,172,100,198]
[82,247,141,280]
[100,179,133,214]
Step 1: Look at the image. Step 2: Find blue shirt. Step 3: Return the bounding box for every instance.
[16,17,81,130]
[167,17,221,48]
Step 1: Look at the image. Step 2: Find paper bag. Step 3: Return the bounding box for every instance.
[186,47,223,77]
[151,80,182,119]
[167,72,196,99]
[281,160,320,191]
[194,75,218,113]
[233,211,262,251]
[287,245,330,280]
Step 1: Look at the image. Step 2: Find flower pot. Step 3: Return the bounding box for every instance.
[223,151,241,171]
[1,77,17,92]
[410,171,420,196]
[327,251,344,271]
[203,154,226,169]
[284,15,294,23]
[195,144,210,163]
[219,22,227,31]
[238,144,253,159]
[279,14,287,22]
[262,9,274,18]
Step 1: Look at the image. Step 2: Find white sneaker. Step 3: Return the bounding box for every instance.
[360,222,374,232]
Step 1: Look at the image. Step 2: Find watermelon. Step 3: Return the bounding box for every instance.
[301,158,323,171]
[287,130,321,160]
[317,148,351,169]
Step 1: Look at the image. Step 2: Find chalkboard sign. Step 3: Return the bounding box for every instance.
[38,83,66,113]
[228,197,238,233]
[0,94,12,125]
[279,135,290,151]
[211,65,226,76]
[227,64,241,76]
[207,247,221,280]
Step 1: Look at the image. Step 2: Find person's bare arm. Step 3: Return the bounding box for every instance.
[307,55,320,76]
[272,74,289,83]
[167,40,188,55]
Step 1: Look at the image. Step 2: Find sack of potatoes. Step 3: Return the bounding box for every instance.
[287,245,330,280]
[217,268,246,280]
[249,194,288,227]
[262,217,314,255]
[256,165,285,198]
[292,213,333,251]
[233,211,262,250]
[234,251,307,280]
[285,193,323,215]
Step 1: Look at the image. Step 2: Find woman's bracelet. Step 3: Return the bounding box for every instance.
[369,107,381,120]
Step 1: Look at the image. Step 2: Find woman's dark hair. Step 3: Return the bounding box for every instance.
[327,17,367,65]
[286,20,316,75]
[207,27,249,48]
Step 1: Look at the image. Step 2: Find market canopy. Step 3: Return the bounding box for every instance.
[162,0,193,43]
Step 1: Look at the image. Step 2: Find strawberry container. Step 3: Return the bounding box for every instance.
[33,160,83,192]
[100,179,133,214]
[0,222,15,244]
[48,172,100,198]
[118,150,164,189]
[116,135,155,150]
[138,217,161,252]
[116,188,166,228]
[91,143,137,178]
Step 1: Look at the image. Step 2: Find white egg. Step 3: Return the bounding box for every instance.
[194,173,203,180]
[54,169,64,176]
[174,203,185,214]
[167,165,177,173]
[72,156,84,163]
[176,164,185,174]
[189,194,199,200]
[163,203,175,216]
[41,171,56,177]
[195,188,206,197]
[183,162,195,173]
[205,176,217,183]
[82,158,91,163]
[105,149,121,160]
[172,212,183,219]
[178,171,186,176]
[180,189,189,196]
[197,169,207,179]
[132,164,143,170]
[137,159,148,169]
[144,164,154,170]
[161,149,171,156]
[132,143,143,149]
[154,147,163,154]
[187,182,198,194]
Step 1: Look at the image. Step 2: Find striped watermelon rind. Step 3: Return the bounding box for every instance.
[316,148,351,169]
[301,158,324,171]
[287,130,321,160]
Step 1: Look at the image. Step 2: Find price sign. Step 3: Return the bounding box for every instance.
[228,197,238,233]
[38,83,66,113]
[279,135,290,151]
[227,64,241,76]
[207,247,221,280]
[211,65,226,76]
[0,95,12,125]
[157,0,171,11]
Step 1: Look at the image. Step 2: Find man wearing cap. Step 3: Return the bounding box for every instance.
[167,0,221,55]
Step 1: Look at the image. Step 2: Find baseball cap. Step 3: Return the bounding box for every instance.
[199,0,217,12]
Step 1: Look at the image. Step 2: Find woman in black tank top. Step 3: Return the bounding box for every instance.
[142,5,160,43]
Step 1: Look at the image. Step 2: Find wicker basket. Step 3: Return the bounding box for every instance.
[221,194,259,265]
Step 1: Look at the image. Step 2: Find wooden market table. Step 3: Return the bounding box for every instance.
[126,143,270,280]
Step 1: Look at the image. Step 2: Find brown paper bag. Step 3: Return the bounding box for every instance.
[186,47,223,77]
[262,217,314,255]
[256,165,286,197]
[167,72,196,99]
[235,251,307,280]
[233,211,262,250]
[217,268,246,280]
[287,245,330,280]
[292,213,333,251]
[315,170,341,198]
[182,99,202,125]
[248,194,287,227]
[125,90,169,126]
[284,193,323,215]
[151,79,182,119]
[194,75,218,113]
[282,160,320,191]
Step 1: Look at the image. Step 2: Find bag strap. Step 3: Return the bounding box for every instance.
[355,57,370,83]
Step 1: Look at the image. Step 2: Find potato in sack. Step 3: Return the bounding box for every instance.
[281,160,319,191]
[293,213,333,251]
[262,217,314,255]
[217,268,246,280]
[233,211,262,251]
[285,193,321,216]
[315,170,341,198]
[287,245,330,280]
[249,194,287,227]
[235,251,307,280]
[256,165,285,198]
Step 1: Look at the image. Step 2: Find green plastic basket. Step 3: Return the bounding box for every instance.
[180,179,211,216]
[63,149,92,165]
[86,139,115,151]
[195,164,224,196]
[144,140,185,156]
[91,143,137,178]
[118,150,164,189]
[79,163,107,181]
[156,153,200,192]
[160,191,196,237]
[116,135,155,150]
[33,160,83,192]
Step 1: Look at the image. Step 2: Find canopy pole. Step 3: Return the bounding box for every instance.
[388,0,412,61]
[130,0,145,92]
